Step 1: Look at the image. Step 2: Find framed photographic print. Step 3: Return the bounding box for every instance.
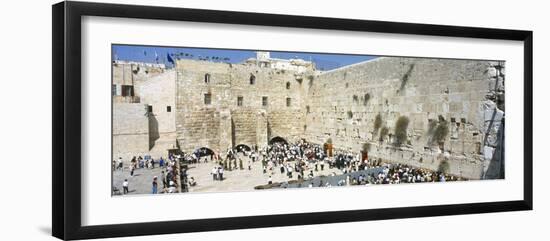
[52,1,533,240]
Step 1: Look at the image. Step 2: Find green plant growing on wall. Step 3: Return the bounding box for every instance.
[307,75,315,88]
[394,116,410,145]
[362,143,371,152]
[363,93,371,106]
[379,126,389,142]
[399,64,415,91]
[347,110,353,119]
[427,116,449,145]
[428,119,437,134]
[374,113,382,133]
[438,159,450,173]
[432,120,449,144]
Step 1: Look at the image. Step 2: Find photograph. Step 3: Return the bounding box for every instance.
[111,44,505,196]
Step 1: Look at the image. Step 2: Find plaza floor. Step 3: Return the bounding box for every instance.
[112,153,346,196]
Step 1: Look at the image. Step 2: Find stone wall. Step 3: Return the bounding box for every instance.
[231,108,259,148]
[303,57,504,179]
[136,69,177,156]
[112,103,149,161]
[112,62,166,99]
[113,56,505,179]
[176,108,223,154]
[174,59,312,154]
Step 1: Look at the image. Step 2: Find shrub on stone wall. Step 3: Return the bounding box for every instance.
[427,116,449,145]
[362,143,371,152]
[428,119,437,134]
[394,116,410,145]
[432,120,449,144]
[374,113,382,133]
[307,75,315,88]
[400,64,415,91]
[363,93,371,106]
[379,126,389,142]
[438,159,450,173]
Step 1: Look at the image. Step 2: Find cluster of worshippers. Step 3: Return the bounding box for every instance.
[114,139,463,195]
[113,153,197,195]
[248,140,464,187]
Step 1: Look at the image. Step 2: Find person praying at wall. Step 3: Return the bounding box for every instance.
[117,157,123,171]
[138,156,144,168]
[218,166,224,181]
[122,179,129,194]
[168,180,177,193]
[152,176,158,194]
[211,166,218,181]
[131,156,137,169]
[160,171,167,189]
[159,157,164,167]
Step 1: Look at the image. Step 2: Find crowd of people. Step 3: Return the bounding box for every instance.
[250,140,464,188]
[113,153,197,195]
[113,139,464,195]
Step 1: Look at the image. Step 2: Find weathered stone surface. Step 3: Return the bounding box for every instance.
[111,55,505,180]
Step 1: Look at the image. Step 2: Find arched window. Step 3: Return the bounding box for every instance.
[204,73,210,84]
[286,82,290,89]
[249,74,256,85]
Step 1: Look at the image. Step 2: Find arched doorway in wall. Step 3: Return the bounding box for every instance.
[269,136,288,145]
[193,147,215,158]
[235,144,252,153]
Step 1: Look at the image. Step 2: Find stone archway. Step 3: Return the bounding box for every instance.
[193,147,215,158]
[269,136,288,145]
[235,144,252,152]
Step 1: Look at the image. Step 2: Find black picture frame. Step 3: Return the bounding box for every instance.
[52,1,533,240]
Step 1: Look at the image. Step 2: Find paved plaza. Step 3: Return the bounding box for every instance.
[112,153,349,196]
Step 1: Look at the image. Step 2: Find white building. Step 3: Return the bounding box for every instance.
[245,51,315,73]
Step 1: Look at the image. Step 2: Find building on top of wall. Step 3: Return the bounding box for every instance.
[244,51,316,73]
[113,60,166,68]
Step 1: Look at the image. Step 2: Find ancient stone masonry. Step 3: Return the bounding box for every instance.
[174,56,313,154]
[112,53,504,180]
[112,103,149,160]
[112,61,176,160]
[303,57,505,179]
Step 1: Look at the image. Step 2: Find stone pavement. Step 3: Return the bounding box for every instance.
[112,153,349,196]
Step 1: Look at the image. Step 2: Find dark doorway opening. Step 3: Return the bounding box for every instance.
[235,144,252,152]
[194,147,214,158]
[269,136,288,145]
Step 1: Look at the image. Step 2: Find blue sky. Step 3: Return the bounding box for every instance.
[112,45,376,71]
